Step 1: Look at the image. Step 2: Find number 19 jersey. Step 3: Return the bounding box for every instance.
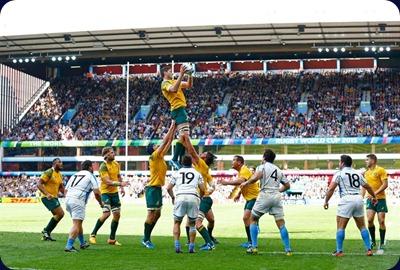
[170,167,203,197]
[332,167,366,198]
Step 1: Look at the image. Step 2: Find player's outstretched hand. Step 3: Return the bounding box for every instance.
[234,194,241,202]
[179,65,187,75]
[323,203,329,210]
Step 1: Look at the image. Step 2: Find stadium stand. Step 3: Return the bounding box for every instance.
[2,70,400,141]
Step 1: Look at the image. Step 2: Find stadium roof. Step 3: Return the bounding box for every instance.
[0,0,399,62]
[1,21,399,61]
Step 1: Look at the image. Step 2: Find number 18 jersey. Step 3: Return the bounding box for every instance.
[332,167,366,198]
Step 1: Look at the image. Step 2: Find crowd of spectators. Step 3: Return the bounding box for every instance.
[229,73,303,138]
[0,175,39,197]
[371,71,400,136]
[343,113,385,137]
[2,70,400,141]
[0,87,75,141]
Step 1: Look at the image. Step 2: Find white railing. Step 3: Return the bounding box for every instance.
[0,64,47,134]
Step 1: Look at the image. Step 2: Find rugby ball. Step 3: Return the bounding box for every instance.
[182,63,193,75]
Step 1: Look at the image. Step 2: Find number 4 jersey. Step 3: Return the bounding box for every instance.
[65,170,99,204]
[256,162,289,193]
[332,167,367,198]
[170,167,203,198]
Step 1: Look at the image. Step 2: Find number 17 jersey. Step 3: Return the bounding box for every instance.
[332,167,366,198]
[65,170,99,204]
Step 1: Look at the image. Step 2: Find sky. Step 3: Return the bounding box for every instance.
[0,0,399,36]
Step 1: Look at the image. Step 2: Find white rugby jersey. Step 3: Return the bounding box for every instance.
[65,170,99,204]
[332,167,367,198]
[256,162,288,193]
[170,167,203,197]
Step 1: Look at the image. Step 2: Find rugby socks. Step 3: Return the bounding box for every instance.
[379,229,386,246]
[185,226,190,242]
[207,226,214,240]
[172,142,184,162]
[245,226,251,243]
[44,217,59,233]
[110,220,119,240]
[91,219,104,236]
[66,238,75,249]
[361,228,371,250]
[336,229,345,252]
[279,225,291,252]
[174,240,181,251]
[368,225,376,244]
[144,222,152,242]
[197,225,213,244]
[188,243,195,252]
[250,223,259,248]
[174,240,180,246]
[149,222,156,236]
[78,234,85,245]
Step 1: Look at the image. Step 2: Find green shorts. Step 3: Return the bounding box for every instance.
[101,192,121,212]
[41,197,61,211]
[366,198,388,213]
[145,186,163,210]
[244,199,256,211]
[171,107,188,125]
[199,196,213,214]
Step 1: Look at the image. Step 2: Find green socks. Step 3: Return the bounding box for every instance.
[44,217,59,233]
[91,218,105,236]
[198,226,213,244]
[110,220,119,240]
[144,222,152,242]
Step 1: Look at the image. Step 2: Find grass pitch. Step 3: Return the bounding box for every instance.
[0,200,399,270]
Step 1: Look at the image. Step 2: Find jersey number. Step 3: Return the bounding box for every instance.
[180,172,195,184]
[70,175,85,187]
[271,170,278,182]
[345,173,361,188]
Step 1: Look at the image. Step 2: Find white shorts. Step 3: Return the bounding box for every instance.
[252,192,284,220]
[173,195,200,222]
[337,195,364,218]
[66,197,86,221]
